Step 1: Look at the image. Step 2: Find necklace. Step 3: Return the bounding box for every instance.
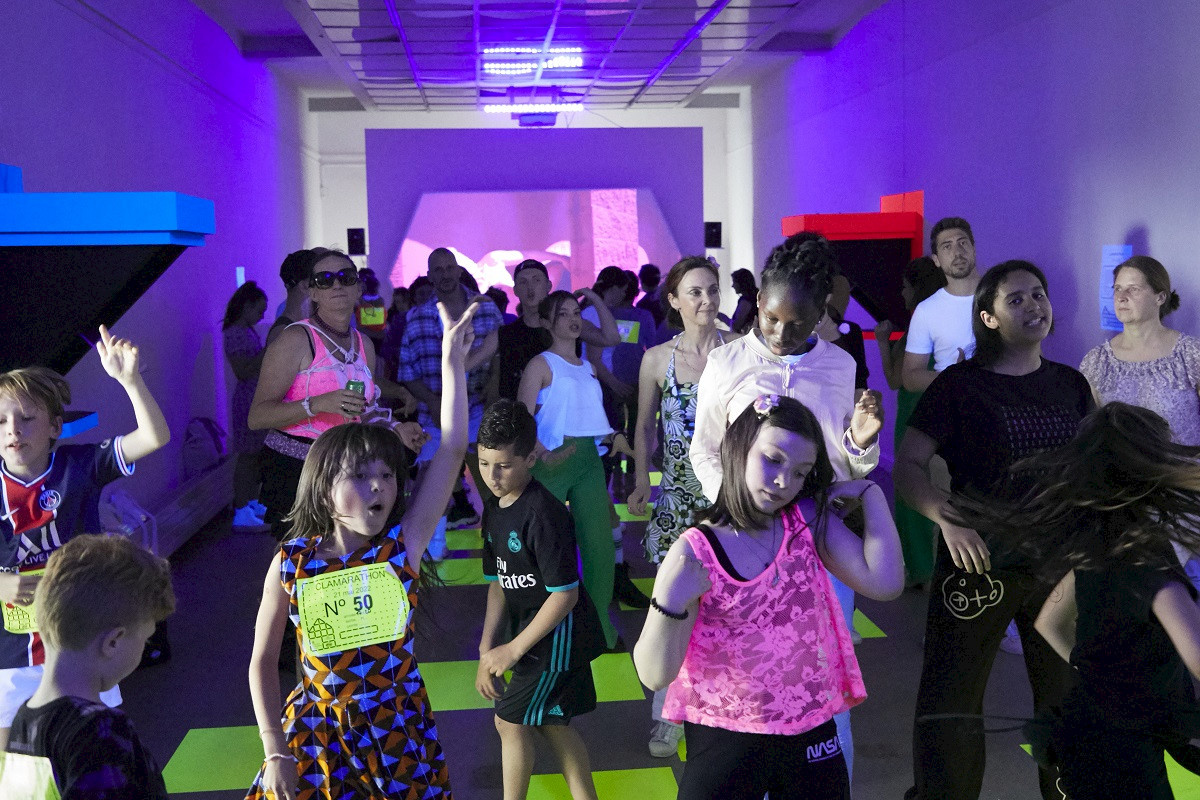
[312,313,352,339]
[733,517,781,586]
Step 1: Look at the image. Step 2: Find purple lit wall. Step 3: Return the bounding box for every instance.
[751,0,1200,375]
[365,127,703,280]
[0,0,310,507]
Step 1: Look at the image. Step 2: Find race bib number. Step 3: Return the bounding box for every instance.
[297,563,411,657]
[2,570,44,634]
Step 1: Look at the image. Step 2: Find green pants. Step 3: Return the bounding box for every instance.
[532,436,618,648]
[895,386,937,585]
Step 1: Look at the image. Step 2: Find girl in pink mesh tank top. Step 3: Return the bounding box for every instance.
[633,394,904,800]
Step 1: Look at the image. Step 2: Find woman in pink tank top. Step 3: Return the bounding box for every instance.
[633,395,904,800]
[249,249,422,539]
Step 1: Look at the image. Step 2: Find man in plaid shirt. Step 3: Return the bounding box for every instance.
[400,247,503,536]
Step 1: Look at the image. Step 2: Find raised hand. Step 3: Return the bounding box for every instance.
[438,300,478,368]
[850,389,884,446]
[96,325,142,385]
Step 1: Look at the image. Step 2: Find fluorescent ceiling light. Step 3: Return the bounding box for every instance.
[482,55,583,75]
[482,103,584,113]
[482,46,583,55]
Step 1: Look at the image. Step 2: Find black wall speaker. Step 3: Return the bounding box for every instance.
[347,228,366,256]
[704,221,722,249]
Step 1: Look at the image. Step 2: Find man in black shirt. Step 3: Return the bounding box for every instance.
[494,260,619,402]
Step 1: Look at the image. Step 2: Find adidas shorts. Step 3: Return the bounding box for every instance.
[495,661,596,727]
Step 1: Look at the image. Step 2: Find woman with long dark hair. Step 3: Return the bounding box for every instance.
[895,260,1094,800]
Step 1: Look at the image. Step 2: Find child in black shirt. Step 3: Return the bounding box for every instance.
[475,399,603,800]
[2,534,175,799]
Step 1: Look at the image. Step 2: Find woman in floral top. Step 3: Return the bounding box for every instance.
[627,256,741,758]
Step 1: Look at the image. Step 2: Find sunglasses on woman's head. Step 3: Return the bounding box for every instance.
[309,268,359,289]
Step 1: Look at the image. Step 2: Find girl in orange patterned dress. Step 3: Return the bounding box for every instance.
[246,301,476,800]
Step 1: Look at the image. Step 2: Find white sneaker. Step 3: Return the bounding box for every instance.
[232,505,271,533]
[648,721,684,758]
[248,499,268,517]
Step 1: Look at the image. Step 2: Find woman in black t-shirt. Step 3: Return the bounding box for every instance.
[955,402,1200,799]
[894,261,1093,800]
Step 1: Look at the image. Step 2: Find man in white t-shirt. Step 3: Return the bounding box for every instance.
[902,217,981,391]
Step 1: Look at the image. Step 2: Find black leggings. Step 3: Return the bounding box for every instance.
[910,546,1074,800]
[678,719,850,800]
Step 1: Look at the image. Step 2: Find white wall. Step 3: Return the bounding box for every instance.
[2,0,314,507]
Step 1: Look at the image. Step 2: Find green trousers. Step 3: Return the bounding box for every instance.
[532,436,618,648]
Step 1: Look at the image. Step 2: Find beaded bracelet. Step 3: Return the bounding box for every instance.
[650,598,688,620]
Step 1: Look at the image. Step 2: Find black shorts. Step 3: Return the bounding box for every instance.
[677,718,849,800]
[495,660,596,727]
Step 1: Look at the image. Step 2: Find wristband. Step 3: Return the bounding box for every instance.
[264,752,298,764]
[301,397,314,417]
[650,598,688,620]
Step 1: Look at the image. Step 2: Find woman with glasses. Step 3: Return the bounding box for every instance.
[1080,256,1200,446]
[249,248,420,538]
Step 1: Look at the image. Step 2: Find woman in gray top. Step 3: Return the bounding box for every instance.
[1080,256,1200,445]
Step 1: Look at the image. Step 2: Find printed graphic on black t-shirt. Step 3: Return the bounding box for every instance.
[482,480,602,665]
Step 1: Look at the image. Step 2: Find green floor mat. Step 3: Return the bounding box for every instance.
[529,766,678,799]
[163,725,261,793]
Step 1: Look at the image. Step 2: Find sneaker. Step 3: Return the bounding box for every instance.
[1000,620,1023,655]
[232,505,271,533]
[446,496,480,530]
[248,499,268,517]
[648,721,684,758]
[614,562,651,609]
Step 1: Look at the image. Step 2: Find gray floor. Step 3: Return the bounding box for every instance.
[122,489,1046,799]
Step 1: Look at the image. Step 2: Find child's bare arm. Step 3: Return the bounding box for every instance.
[817,480,904,600]
[248,554,298,799]
[402,302,476,571]
[476,581,509,700]
[97,326,170,464]
[633,537,708,691]
[1035,570,1077,664]
[1153,579,1200,681]
[480,588,576,678]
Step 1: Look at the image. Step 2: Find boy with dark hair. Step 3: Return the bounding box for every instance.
[475,399,603,800]
[1,534,175,798]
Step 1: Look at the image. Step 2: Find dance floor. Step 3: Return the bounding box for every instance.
[118,469,1200,799]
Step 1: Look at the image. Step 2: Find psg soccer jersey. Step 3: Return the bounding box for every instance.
[0,439,132,667]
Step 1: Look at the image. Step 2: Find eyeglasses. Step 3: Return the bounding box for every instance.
[309,268,359,289]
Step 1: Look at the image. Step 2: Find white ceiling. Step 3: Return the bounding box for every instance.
[190,0,884,110]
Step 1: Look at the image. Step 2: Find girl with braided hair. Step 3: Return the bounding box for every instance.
[689,232,885,781]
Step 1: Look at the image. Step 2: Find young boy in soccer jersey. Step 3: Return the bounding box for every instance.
[2,535,174,799]
[0,327,170,748]
[475,399,604,800]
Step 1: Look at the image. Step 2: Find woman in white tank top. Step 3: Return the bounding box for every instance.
[518,289,623,649]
